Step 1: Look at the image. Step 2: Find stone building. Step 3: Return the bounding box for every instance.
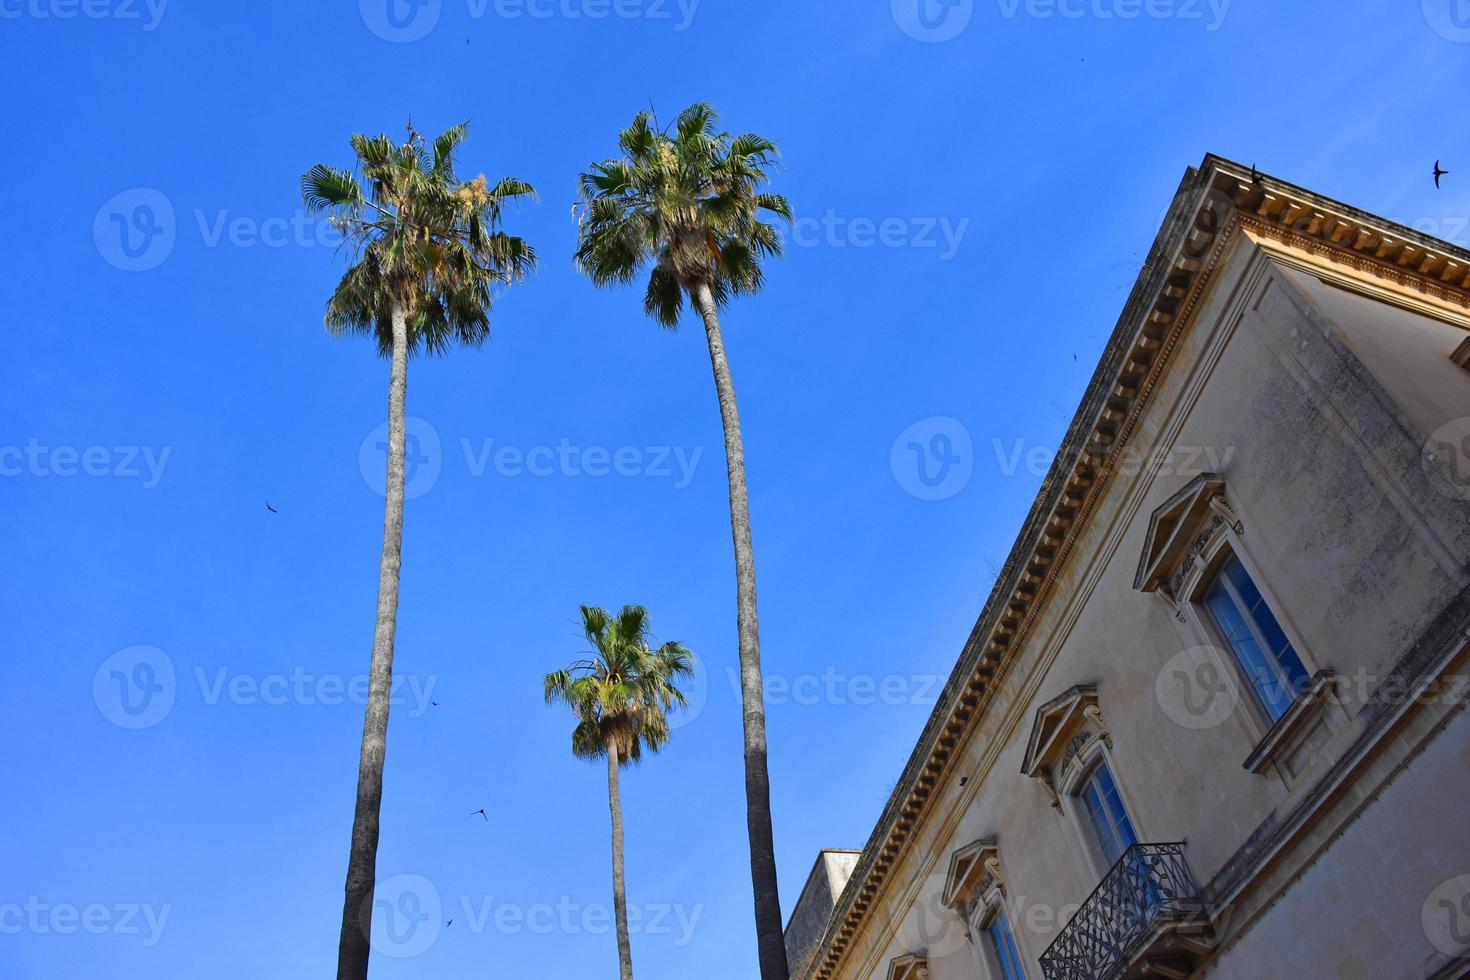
[786,156,1470,980]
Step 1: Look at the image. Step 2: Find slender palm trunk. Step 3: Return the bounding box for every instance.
[691,282,789,980]
[336,303,410,980]
[607,740,635,980]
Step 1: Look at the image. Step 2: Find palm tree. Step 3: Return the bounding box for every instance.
[302,122,536,980]
[544,605,695,980]
[573,102,793,980]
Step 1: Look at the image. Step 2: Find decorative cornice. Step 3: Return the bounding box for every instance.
[800,155,1470,980]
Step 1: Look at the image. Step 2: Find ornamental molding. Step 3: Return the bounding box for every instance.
[1133,473,1241,601]
[940,838,1003,910]
[1020,686,1111,809]
[885,953,928,980]
[803,155,1470,980]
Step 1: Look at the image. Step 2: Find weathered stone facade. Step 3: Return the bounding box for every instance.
[787,156,1470,980]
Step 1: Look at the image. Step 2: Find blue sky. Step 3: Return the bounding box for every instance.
[2,1,1466,977]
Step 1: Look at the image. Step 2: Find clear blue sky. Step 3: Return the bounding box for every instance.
[2,2,1465,977]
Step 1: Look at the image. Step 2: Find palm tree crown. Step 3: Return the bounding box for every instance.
[303,121,537,355]
[545,605,695,763]
[574,103,791,326]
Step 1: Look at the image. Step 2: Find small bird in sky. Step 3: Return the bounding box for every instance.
[446,919,454,927]
[266,502,278,514]
[432,700,440,708]
[1434,160,1449,188]
[470,808,487,821]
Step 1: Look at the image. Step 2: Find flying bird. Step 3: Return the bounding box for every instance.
[446,919,454,927]
[266,502,278,514]
[1434,160,1449,188]
[470,808,487,822]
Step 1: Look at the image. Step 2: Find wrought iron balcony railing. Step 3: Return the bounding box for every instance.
[1039,843,1211,980]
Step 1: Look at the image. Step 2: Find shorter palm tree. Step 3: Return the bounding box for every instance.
[544,605,694,980]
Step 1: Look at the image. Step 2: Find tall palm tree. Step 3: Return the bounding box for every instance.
[302,122,536,980]
[573,103,793,980]
[544,605,695,980]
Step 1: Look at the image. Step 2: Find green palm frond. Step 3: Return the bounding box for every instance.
[574,102,790,327]
[545,604,695,768]
[303,121,537,358]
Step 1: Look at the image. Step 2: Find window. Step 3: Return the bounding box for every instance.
[1203,555,1309,722]
[985,906,1026,980]
[1078,760,1138,867]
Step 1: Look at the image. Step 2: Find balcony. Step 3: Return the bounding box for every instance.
[1039,843,1216,980]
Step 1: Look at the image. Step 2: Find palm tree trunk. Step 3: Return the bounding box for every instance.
[691,281,789,980]
[607,740,635,980]
[336,302,410,980]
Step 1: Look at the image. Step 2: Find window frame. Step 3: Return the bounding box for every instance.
[1056,741,1149,883]
[1200,553,1310,723]
[1181,537,1318,740]
[966,887,1031,980]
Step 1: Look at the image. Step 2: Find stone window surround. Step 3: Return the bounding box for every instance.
[1055,737,1151,885]
[1137,475,1339,785]
[940,839,1034,980]
[884,952,928,980]
[1018,687,1154,885]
